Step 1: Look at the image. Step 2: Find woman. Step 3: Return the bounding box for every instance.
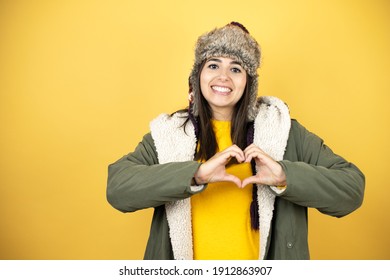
[106,22,365,260]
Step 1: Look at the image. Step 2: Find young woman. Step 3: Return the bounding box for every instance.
[106,22,365,260]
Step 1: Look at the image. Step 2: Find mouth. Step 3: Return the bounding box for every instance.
[211,85,232,95]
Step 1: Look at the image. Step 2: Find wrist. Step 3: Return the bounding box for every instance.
[277,179,287,187]
[191,177,200,186]
[193,164,207,185]
[276,162,287,186]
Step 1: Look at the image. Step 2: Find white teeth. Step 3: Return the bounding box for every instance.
[212,86,231,93]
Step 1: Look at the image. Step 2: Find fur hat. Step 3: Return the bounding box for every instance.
[188,22,261,120]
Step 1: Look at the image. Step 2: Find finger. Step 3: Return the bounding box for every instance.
[244,150,263,163]
[244,153,254,163]
[221,149,245,163]
[244,145,266,156]
[241,175,260,188]
[225,145,245,161]
[224,144,242,152]
[222,174,242,188]
[243,143,256,152]
[244,147,260,161]
[244,144,265,153]
[245,147,274,164]
[243,145,254,155]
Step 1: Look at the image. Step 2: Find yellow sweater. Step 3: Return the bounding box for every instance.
[191,120,259,260]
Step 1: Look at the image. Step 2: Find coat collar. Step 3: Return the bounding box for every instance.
[150,96,291,260]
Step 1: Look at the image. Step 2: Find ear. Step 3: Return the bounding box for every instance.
[188,91,194,103]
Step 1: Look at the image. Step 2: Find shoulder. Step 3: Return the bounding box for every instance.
[256,96,289,111]
[254,96,290,126]
[149,110,196,147]
[150,111,189,131]
[149,110,197,163]
[252,96,291,160]
[285,119,325,162]
[254,97,322,143]
[254,96,291,136]
[289,119,324,145]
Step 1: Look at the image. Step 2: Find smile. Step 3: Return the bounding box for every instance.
[211,86,232,94]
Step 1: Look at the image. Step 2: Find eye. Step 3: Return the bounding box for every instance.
[231,67,242,73]
[207,63,218,70]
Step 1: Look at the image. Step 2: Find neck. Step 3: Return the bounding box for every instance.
[211,107,233,121]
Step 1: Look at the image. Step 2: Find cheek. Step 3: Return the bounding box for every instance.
[236,76,247,93]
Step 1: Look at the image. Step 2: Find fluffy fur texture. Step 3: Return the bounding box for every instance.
[150,96,291,260]
[252,96,291,259]
[150,113,198,260]
[189,22,261,121]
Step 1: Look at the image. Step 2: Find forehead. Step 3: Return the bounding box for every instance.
[206,56,242,65]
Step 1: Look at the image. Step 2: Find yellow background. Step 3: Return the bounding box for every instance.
[1,0,389,259]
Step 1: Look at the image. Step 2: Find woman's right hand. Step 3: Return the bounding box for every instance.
[193,145,245,188]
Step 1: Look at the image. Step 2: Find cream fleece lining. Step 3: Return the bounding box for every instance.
[150,96,291,260]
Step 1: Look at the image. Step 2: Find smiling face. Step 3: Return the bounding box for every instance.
[200,57,247,120]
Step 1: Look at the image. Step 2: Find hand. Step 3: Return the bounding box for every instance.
[241,144,286,188]
[194,145,245,188]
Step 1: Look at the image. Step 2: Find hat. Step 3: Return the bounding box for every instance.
[188,22,261,120]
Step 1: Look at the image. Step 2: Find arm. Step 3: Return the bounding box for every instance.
[106,133,203,213]
[277,120,365,217]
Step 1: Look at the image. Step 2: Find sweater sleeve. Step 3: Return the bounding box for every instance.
[106,133,203,213]
[276,120,365,217]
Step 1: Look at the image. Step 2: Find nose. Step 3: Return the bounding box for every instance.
[217,67,230,81]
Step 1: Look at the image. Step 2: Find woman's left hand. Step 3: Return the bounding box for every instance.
[241,144,287,188]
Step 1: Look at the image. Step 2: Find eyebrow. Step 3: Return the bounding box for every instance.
[207,58,242,66]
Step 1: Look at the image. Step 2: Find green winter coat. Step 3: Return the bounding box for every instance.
[107,96,364,260]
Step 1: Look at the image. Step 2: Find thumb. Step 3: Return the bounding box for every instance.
[223,174,242,188]
[241,175,259,189]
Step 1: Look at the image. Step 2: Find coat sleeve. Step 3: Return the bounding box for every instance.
[276,120,365,217]
[106,133,203,213]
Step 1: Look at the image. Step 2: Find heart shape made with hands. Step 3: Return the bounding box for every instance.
[194,144,287,188]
